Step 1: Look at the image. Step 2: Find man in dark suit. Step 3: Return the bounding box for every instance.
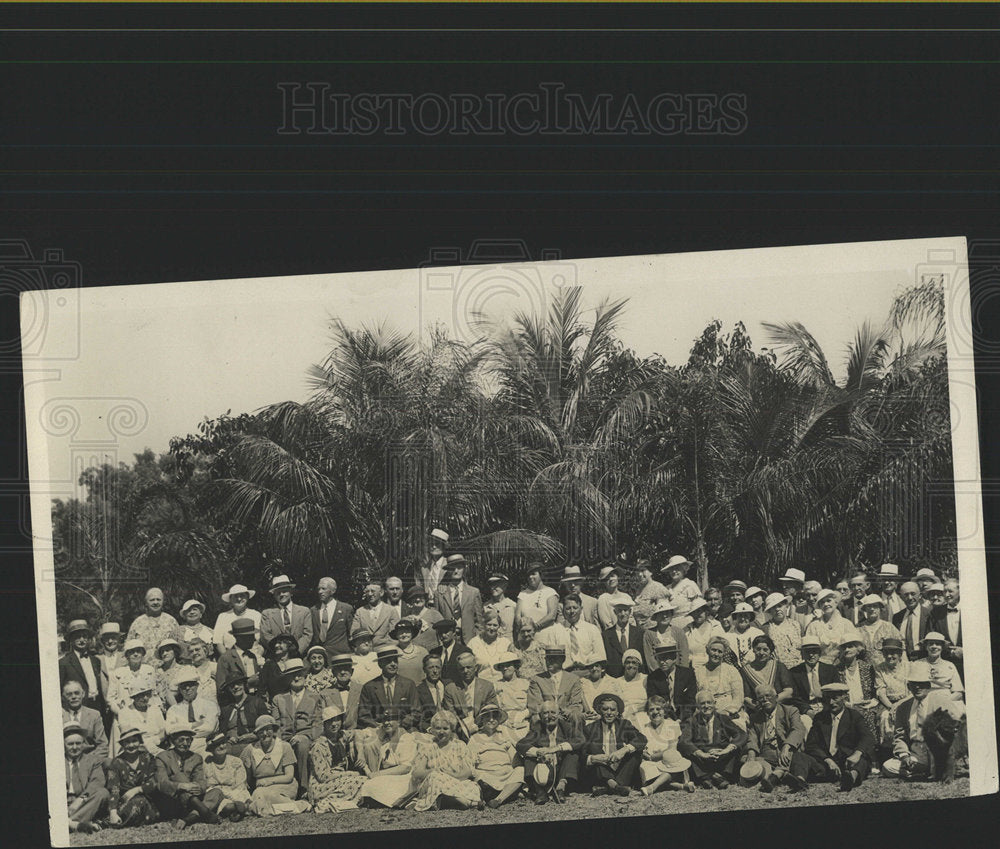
[581,693,646,796]
[516,699,585,805]
[357,646,420,729]
[216,618,264,705]
[930,578,963,675]
[218,675,269,756]
[59,620,106,714]
[442,650,499,740]
[893,582,933,660]
[259,573,314,655]
[311,576,354,656]
[678,690,748,788]
[802,683,876,791]
[414,654,449,732]
[744,684,810,792]
[434,555,485,643]
[429,619,468,684]
[838,575,869,626]
[787,637,839,720]
[602,600,645,678]
[644,644,697,720]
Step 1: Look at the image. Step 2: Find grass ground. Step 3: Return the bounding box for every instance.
[70,776,970,845]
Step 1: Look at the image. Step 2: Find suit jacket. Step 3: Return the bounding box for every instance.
[415,679,449,731]
[351,604,401,646]
[641,626,691,671]
[311,600,355,656]
[272,689,324,741]
[893,605,933,656]
[644,664,698,719]
[219,695,270,740]
[679,711,748,755]
[580,717,647,759]
[414,556,449,601]
[527,671,585,718]
[65,751,106,801]
[322,684,361,731]
[602,624,647,678]
[516,717,585,756]
[838,597,867,627]
[787,661,839,713]
[260,603,314,655]
[357,674,420,728]
[216,646,264,704]
[62,706,109,759]
[432,639,469,684]
[804,706,876,763]
[434,583,485,643]
[929,606,962,650]
[59,652,105,712]
[746,703,806,754]
[443,678,498,721]
[155,747,207,796]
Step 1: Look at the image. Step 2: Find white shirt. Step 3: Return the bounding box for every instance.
[537,620,606,669]
[596,591,634,629]
[214,608,262,652]
[945,608,961,645]
[517,585,558,628]
[75,651,99,699]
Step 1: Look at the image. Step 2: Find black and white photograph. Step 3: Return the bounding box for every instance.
[23,236,996,846]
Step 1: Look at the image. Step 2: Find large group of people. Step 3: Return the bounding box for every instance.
[57,532,968,835]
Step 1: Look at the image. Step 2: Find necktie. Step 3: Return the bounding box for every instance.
[320,605,329,641]
[237,702,248,732]
[809,666,820,698]
[188,701,196,722]
[666,672,674,707]
[283,607,291,631]
[605,724,616,756]
[386,680,394,705]
[70,760,82,796]
[619,628,627,650]
[569,625,580,660]
[435,683,443,707]
[829,716,839,756]
[908,613,917,652]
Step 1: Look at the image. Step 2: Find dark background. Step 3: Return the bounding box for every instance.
[2,3,998,846]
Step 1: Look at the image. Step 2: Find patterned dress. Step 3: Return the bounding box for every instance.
[407,738,481,811]
[694,661,746,725]
[106,750,160,826]
[203,753,251,810]
[857,620,903,668]
[723,627,765,668]
[305,668,337,703]
[764,619,803,670]
[838,660,879,739]
[308,736,365,813]
[874,660,910,744]
[126,614,180,669]
[513,642,547,680]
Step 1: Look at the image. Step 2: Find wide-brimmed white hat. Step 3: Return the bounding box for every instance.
[732,602,755,616]
[651,598,676,616]
[779,568,806,584]
[180,599,206,614]
[764,592,787,612]
[860,594,884,607]
[815,588,839,604]
[744,586,765,600]
[661,555,693,574]
[660,748,691,773]
[222,583,255,603]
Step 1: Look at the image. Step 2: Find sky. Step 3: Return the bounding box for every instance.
[22,236,966,499]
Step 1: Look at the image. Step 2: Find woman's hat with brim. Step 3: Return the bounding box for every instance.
[118,726,145,746]
[476,704,509,725]
[598,566,621,581]
[222,584,255,603]
[487,574,509,585]
[406,586,428,601]
[686,598,709,617]
[322,704,346,723]
[254,715,280,733]
[660,748,692,773]
[815,588,839,605]
[223,674,249,690]
[389,619,418,639]
[732,602,755,617]
[739,759,772,787]
[651,599,676,617]
[123,638,146,655]
[744,586,765,601]
[860,594,885,608]
[128,681,155,698]
[66,619,91,637]
[270,633,298,651]
[592,692,625,713]
[180,599,206,615]
[622,648,643,665]
[764,592,787,612]
[661,555,693,574]
[920,631,949,646]
[206,732,228,750]
[156,637,182,657]
[493,651,523,670]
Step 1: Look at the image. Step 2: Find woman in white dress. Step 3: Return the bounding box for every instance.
[107,639,162,717]
[493,653,531,736]
[684,599,725,669]
[619,649,648,724]
[637,695,694,795]
[358,708,418,808]
[467,706,524,809]
[466,612,513,685]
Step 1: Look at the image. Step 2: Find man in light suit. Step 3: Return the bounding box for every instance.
[893,582,933,660]
[59,619,106,714]
[802,683,876,791]
[352,582,401,646]
[61,680,109,760]
[260,573,314,655]
[311,576,354,656]
[165,671,219,756]
[744,684,810,792]
[415,654,449,732]
[271,658,324,789]
[678,690,748,788]
[442,650,499,739]
[358,646,420,727]
[434,554,485,644]
[64,723,109,833]
[527,647,585,728]
[414,527,450,605]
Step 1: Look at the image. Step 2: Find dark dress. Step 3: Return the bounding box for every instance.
[106,750,161,826]
[260,659,292,704]
[837,660,880,740]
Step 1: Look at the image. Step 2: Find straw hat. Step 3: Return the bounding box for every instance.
[222,583,255,603]
[268,574,296,593]
[763,592,787,612]
[660,748,692,773]
[560,566,585,583]
[661,555,693,574]
[739,759,773,787]
[779,568,806,584]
